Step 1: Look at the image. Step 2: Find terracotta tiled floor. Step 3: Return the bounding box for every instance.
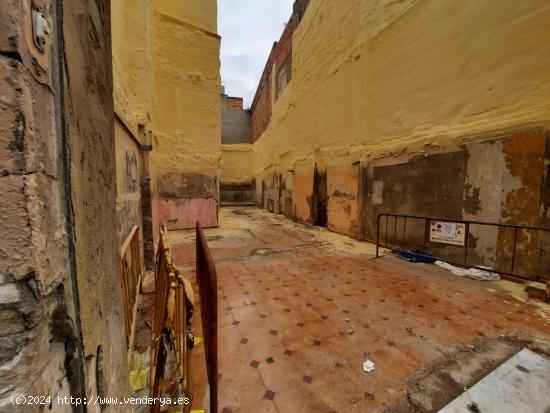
[167,207,550,413]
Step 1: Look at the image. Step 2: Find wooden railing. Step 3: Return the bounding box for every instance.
[121,225,142,350]
[150,225,194,413]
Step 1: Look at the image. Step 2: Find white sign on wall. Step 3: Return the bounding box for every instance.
[429,221,466,246]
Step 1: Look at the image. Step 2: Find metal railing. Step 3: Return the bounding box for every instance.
[376,213,549,281]
[150,225,193,413]
[121,225,142,349]
[196,222,218,413]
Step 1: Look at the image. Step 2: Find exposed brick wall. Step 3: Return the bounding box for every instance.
[251,0,310,142]
[250,21,295,142]
[251,43,277,142]
[274,20,294,69]
[223,95,244,109]
[292,0,310,26]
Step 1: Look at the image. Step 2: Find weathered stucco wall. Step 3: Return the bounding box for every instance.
[252,0,550,278]
[150,0,221,230]
[63,0,131,408]
[220,144,254,183]
[220,144,255,203]
[112,0,150,137]
[115,117,143,250]
[112,0,221,231]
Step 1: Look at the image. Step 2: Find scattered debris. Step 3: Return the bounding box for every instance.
[129,368,148,391]
[435,260,500,281]
[393,249,436,263]
[363,359,375,373]
[525,281,550,303]
[467,401,481,412]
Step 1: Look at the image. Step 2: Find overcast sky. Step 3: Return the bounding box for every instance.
[218,0,294,108]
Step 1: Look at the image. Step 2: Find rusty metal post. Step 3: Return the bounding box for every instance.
[464,223,470,266]
[196,222,218,413]
[376,214,382,258]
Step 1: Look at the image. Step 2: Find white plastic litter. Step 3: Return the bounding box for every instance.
[435,260,500,281]
[363,359,375,373]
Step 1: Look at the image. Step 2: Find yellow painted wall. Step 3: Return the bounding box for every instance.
[253,0,550,234]
[221,144,255,183]
[153,0,218,34]
[112,0,151,137]
[112,0,221,229]
[149,0,221,177]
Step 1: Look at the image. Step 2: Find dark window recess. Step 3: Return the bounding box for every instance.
[275,54,292,99]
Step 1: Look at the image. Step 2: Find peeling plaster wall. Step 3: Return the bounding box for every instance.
[358,130,549,279]
[149,0,221,230]
[115,117,143,251]
[251,0,550,278]
[219,144,255,204]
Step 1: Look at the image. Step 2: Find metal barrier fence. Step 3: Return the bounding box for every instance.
[376,213,549,281]
[121,225,142,349]
[150,225,193,413]
[196,222,218,413]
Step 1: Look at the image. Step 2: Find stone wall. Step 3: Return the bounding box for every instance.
[1,0,130,411]
[0,1,78,409]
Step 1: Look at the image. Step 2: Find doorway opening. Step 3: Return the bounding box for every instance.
[311,164,328,226]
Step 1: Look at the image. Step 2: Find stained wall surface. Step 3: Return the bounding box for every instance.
[63,0,131,408]
[220,144,255,203]
[0,1,77,409]
[113,0,221,231]
[251,0,550,279]
[1,0,131,410]
[115,117,144,250]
